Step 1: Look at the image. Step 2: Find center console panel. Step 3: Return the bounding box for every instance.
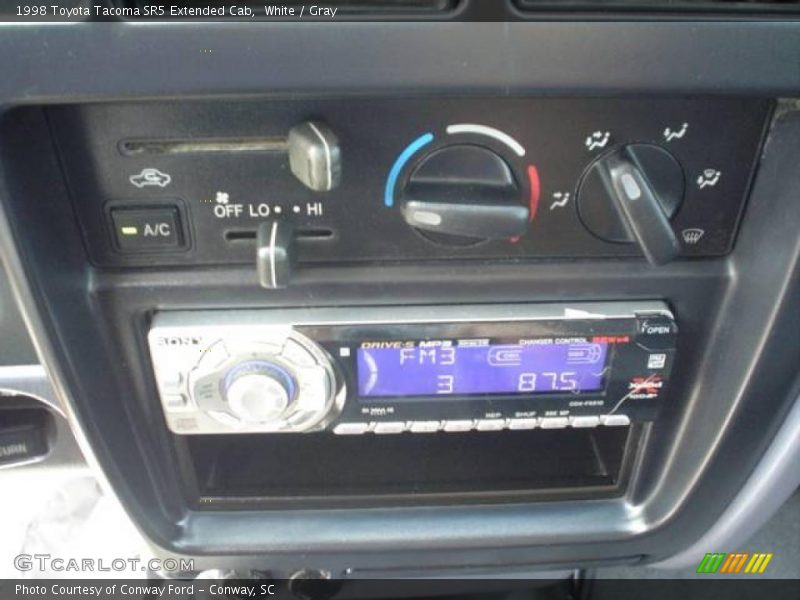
[24,96,772,511]
[2,85,798,577]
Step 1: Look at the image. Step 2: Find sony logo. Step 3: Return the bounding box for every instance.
[157,336,202,347]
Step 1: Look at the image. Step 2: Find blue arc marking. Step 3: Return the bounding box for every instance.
[384,132,434,207]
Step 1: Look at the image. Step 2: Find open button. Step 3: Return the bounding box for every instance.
[111,206,182,252]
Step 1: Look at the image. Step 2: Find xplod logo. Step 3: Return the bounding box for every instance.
[696,552,773,574]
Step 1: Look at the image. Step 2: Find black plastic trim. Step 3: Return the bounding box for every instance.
[0,22,798,578]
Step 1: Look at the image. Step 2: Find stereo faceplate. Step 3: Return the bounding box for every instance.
[148,302,676,435]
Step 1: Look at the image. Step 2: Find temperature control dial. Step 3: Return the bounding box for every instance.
[399,144,529,245]
[577,144,684,265]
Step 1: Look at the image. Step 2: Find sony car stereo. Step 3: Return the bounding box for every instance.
[147,301,676,435]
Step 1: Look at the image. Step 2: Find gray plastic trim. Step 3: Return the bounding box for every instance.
[654,388,800,569]
[0,23,798,101]
[0,364,87,473]
[0,364,62,415]
[0,177,110,506]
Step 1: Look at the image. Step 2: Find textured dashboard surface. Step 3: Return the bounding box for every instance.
[0,266,37,366]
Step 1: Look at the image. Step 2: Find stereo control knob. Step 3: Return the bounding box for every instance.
[223,360,294,424]
[399,144,528,244]
[577,144,684,265]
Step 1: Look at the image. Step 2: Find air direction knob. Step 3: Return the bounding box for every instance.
[577,144,684,265]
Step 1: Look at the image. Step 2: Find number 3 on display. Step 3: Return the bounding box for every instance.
[437,374,454,394]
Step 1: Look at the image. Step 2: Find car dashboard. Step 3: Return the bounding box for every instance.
[0,5,799,587]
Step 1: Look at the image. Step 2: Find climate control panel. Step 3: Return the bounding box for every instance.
[49,97,770,269]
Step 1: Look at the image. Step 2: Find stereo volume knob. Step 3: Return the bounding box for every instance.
[399,144,529,244]
[223,360,294,424]
[577,144,684,265]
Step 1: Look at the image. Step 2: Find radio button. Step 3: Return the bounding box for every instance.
[282,339,319,367]
[408,421,442,433]
[160,371,183,390]
[508,418,539,430]
[333,423,370,435]
[208,410,242,427]
[637,315,677,336]
[295,367,330,410]
[373,422,407,434]
[168,416,199,433]
[193,377,222,407]
[250,340,285,355]
[476,419,507,432]
[163,394,189,411]
[601,414,631,427]
[636,315,678,350]
[442,420,475,432]
[539,417,569,429]
[570,416,601,428]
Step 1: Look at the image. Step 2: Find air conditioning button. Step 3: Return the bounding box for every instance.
[111,206,183,252]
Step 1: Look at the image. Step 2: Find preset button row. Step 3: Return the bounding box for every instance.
[332,415,631,435]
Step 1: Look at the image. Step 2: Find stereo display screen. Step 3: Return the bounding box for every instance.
[356,339,610,398]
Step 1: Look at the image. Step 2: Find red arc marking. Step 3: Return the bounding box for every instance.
[510,164,540,244]
[527,164,540,223]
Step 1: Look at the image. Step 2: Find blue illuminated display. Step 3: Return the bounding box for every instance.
[357,340,609,398]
